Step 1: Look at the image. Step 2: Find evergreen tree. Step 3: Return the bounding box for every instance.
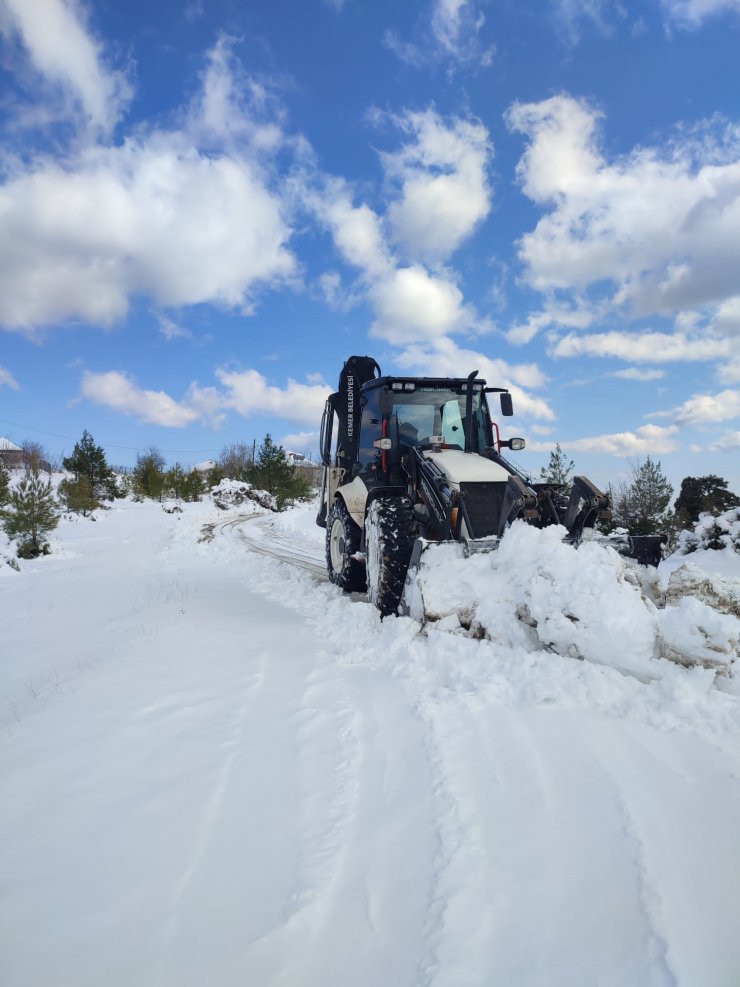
[133,447,166,500]
[674,475,740,526]
[63,430,115,500]
[539,443,575,491]
[206,463,225,489]
[164,463,187,500]
[249,434,312,510]
[182,468,204,502]
[58,476,97,516]
[3,467,59,557]
[611,457,673,536]
[0,457,10,506]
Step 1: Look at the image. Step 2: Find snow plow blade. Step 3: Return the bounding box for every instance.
[401,535,507,623]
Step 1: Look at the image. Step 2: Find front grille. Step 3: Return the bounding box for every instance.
[459,482,508,538]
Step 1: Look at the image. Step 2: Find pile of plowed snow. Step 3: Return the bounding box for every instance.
[210,479,276,512]
[272,504,740,686]
[405,523,738,680]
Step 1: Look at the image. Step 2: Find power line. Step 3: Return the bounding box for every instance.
[0,416,221,455]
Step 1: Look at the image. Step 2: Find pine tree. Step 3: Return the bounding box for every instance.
[133,447,166,500]
[3,467,59,557]
[539,443,575,491]
[611,457,673,536]
[58,476,97,516]
[63,430,115,501]
[249,434,312,510]
[182,468,204,502]
[165,463,186,500]
[674,475,740,526]
[0,457,10,506]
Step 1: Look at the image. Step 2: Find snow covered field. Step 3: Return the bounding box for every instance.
[2,495,740,986]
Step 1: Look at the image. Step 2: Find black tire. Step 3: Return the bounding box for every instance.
[365,497,416,617]
[326,498,367,592]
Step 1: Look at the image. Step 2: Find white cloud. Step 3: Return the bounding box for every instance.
[383,109,492,262]
[0,366,20,389]
[395,338,555,421]
[369,266,475,343]
[157,315,192,342]
[281,430,320,453]
[506,302,594,345]
[718,359,740,384]
[0,0,132,132]
[311,181,391,278]
[610,368,666,381]
[79,365,330,430]
[430,0,494,64]
[507,95,740,332]
[215,368,331,426]
[384,0,494,69]
[551,331,735,362]
[0,40,297,334]
[562,424,679,456]
[654,388,740,424]
[551,0,620,41]
[662,0,740,27]
[305,112,492,346]
[80,371,199,427]
[708,430,740,451]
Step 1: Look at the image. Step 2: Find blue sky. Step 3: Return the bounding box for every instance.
[1,0,739,491]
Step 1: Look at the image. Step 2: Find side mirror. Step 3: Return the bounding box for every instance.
[500,393,513,417]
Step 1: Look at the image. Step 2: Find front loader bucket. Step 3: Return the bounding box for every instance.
[400,537,499,623]
[603,532,667,567]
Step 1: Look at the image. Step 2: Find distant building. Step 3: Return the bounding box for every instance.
[0,437,23,468]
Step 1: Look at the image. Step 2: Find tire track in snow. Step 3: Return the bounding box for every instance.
[159,653,268,958]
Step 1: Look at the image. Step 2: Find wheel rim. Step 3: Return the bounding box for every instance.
[329,517,346,571]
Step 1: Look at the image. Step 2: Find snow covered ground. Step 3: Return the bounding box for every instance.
[2,494,740,986]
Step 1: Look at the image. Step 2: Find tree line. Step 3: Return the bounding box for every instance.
[0,431,313,559]
[539,443,740,540]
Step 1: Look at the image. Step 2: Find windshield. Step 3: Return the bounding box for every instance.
[389,386,490,452]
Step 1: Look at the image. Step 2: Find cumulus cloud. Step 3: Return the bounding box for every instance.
[662,0,740,27]
[611,368,666,381]
[708,430,740,451]
[80,371,200,427]
[0,0,132,132]
[384,0,494,69]
[718,359,740,384]
[157,315,192,342]
[281,430,320,453]
[79,366,330,429]
[507,302,594,345]
[308,179,391,278]
[0,366,20,389]
[551,331,735,363]
[395,338,555,421]
[561,424,679,456]
[652,388,740,424]
[0,37,297,335]
[215,368,331,426]
[369,266,475,343]
[507,95,740,339]
[305,109,493,346]
[383,109,492,262]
